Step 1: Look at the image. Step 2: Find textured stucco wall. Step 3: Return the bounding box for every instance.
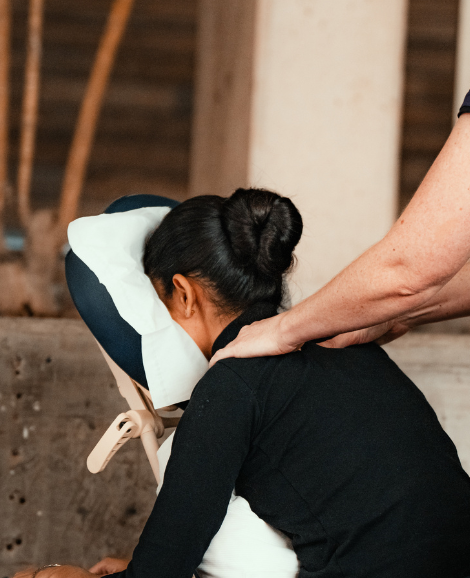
[0,318,156,576]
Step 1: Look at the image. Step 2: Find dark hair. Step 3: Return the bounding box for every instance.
[144,188,303,314]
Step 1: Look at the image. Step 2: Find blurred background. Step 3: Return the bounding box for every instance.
[0,0,469,322]
[5,0,194,220]
[2,0,470,575]
[0,0,467,317]
[1,0,463,217]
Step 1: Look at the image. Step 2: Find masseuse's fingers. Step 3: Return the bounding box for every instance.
[374,322,410,345]
[319,320,409,348]
[210,313,300,367]
[89,557,130,575]
[319,325,388,348]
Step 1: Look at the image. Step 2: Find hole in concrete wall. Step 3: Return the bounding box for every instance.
[13,355,24,377]
[45,357,52,364]
[125,506,137,517]
[16,392,22,399]
[8,492,26,504]
[76,506,90,519]
[11,449,19,457]
[4,537,23,552]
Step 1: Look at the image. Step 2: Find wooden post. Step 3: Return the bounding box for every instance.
[189,0,257,196]
[0,0,10,251]
[17,0,43,229]
[57,0,135,238]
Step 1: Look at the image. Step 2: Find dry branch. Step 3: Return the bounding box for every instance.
[58,0,135,237]
[17,0,43,228]
[0,0,10,251]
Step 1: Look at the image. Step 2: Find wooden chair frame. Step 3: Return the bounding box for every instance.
[89,341,181,485]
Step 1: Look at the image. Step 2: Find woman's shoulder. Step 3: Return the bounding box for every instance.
[184,358,262,426]
[191,353,292,408]
[209,347,311,396]
[190,357,263,403]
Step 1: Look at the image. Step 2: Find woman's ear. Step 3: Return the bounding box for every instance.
[172,274,197,319]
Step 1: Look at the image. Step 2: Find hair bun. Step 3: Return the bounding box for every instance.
[220,188,303,278]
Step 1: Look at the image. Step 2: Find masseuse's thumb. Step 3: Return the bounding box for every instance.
[210,347,230,367]
[210,314,296,367]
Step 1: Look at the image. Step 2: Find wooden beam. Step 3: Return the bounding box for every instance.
[17,0,44,228]
[0,0,10,251]
[58,0,135,237]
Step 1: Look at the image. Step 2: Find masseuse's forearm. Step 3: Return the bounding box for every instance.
[281,115,470,346]
[398,261,470,330]
[281,242,444,346]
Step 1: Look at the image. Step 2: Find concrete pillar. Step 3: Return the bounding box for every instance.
[454,0,470,117]
[190,0,408,302]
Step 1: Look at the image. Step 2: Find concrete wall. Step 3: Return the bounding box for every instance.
[0,318,156,576]
[1,319,469,575]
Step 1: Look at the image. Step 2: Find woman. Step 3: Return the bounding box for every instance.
[211,92,470,362]
[20,189,470,578]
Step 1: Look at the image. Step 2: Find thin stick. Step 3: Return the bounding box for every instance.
[57,0,135,236]
[17,0,43,228]
[0,0,10,251]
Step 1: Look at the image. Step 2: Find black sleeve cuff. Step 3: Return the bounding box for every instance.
[458,90,470,117]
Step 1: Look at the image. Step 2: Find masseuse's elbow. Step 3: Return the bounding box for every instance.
[394,272,447,310]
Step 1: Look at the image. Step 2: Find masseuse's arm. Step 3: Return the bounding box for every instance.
[105,361,258,578]
[320,260,470,347]
[211,113,470,364]
[399,261,470,326]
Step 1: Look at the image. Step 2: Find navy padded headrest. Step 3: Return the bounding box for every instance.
[65,194,179,389]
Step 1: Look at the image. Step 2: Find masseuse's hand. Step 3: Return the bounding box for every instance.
[319,320,410,348]
[89,557,130,576]
[210,312,302,367]
[13,565,94,578]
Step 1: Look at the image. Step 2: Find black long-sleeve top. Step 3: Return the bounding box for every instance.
[109,303,470,578]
